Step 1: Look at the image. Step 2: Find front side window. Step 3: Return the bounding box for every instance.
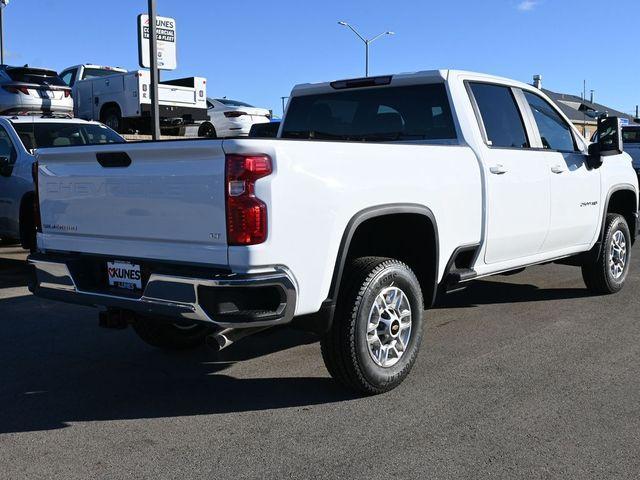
[469,83,528,148]
[282,83,457,142]
[60,70,77,87]
[524,91,576,152]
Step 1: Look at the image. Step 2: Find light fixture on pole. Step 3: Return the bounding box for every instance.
[338,21,394,77]
[0,0,9,66]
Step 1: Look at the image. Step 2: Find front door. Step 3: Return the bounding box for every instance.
[521,90,601,251]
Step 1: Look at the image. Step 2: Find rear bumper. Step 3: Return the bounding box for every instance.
[28,253,297,329]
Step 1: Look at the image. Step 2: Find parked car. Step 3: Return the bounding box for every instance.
[29,70,638,394]
[0,115,124,248]
[198,98,270,138]
[59,64,208,135]
[0,65,72,116]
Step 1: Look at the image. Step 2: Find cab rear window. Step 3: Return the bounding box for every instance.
[281,84,457,142]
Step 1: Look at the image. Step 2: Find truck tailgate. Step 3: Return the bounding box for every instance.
[35,140,229,266]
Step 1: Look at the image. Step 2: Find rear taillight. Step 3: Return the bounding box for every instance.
[31,162,42,234]
[224,111,248,118]
[3,85,29,95]
[63,90,72,98]
[225,154,272,245]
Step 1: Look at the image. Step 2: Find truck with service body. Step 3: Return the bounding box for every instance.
[59,64,208,134]
[28,70,639,394]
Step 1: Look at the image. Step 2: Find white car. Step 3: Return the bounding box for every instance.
[29,70,638,394]
[198,98,271,137]
[0,115,124,248]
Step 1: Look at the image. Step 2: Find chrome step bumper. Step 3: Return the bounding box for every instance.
[28,254,297,329]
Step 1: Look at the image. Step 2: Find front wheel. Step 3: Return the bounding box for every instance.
[582,213,631,294]
[198,122,217,138]
[132,317,211,350]
[321,257,424,395]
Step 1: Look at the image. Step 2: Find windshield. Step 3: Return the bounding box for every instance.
[623,127,640,144]
[215,99,254,108]
[12,123,125,150]
[4,67,66,87]
[281,83,457,142]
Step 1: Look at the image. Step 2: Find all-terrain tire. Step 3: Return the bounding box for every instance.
[582,213,631,294]
[321,257,424,395]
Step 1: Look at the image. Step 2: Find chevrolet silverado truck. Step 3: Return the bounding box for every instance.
[28,70,639,394]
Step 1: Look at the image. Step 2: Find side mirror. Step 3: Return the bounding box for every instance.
[0,155,13,177]
[587,116,623,168]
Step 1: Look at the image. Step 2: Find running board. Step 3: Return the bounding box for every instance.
[443,268,478,293]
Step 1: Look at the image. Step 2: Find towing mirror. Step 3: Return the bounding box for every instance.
[0,155,12,177]
[587,116,623,168]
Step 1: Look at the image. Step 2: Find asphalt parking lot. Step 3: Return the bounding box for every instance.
[1,246,639,479]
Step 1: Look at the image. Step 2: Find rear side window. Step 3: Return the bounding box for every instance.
[470,83,528,148]
[4,68,66,87]
[281,84,457,142]
[523,91,576,152]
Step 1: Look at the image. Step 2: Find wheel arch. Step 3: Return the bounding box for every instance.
[602,186,638,246]
[99,102,122,120]
[292,204,440,336]
[328,204,439,307]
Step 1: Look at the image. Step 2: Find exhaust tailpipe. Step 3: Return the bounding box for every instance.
[206,326,269,352]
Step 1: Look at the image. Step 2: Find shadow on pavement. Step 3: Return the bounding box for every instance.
[436,278,591,309]
[0,294,353,434]
[0,254,31,289]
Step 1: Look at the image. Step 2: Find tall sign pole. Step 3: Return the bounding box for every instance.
[147,0,161,140]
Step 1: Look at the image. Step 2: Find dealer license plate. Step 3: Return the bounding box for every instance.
[107,261,142,291]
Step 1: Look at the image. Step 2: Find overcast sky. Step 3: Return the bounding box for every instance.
[4,0,639,116]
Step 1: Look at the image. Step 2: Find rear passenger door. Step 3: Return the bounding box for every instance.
[468,82,551,264]
[521,90,601,251]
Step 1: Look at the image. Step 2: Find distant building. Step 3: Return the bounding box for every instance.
[532,75,637,140]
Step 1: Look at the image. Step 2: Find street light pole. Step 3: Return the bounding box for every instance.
[338,21,394,77]
[0,0,9,66]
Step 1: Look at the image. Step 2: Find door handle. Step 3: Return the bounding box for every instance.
[490,164,508,175]
[551,165,565,174]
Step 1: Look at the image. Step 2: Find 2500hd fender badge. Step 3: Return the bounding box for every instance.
[43,224,78,232]
[580,201,598,208]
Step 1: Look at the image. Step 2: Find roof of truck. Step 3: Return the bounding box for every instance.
[290,69,540,97]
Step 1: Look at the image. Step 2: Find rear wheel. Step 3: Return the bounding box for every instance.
[198,122,217,138]
[321,257,424,395]
[101,106,123,133]
[132,317,210,350]
[582,213,631,294]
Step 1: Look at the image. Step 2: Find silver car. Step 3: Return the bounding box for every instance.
[0,65,73,116]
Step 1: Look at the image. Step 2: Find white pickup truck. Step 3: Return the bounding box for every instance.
[28,70,639,394]
[59,64,208,134]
